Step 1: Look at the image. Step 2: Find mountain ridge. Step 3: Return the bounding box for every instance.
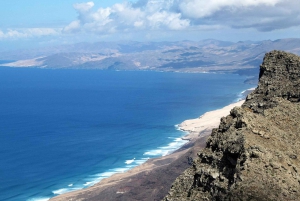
[163,50,300,200]
[1,39,300,81]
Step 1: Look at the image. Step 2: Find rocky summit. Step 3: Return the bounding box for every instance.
[163,50,300,201]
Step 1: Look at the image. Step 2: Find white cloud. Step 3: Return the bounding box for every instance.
[63,0,300,36]
[63,1,190,34]
[1,0,299,44]
[73,1,94,13]
[63,20,81,33]
[178,0,300,32]
[147,11,189,30]
[179,0,282,18]
[92,7,111,23]
[0,28,61,40]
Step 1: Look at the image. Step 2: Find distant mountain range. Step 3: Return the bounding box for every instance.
[1,38,300,80]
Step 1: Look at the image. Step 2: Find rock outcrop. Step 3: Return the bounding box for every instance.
[244,50,300,112]
[163,50,300,201]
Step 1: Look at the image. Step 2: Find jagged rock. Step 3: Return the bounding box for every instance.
[163,50,300,201]
[244,50,300,113]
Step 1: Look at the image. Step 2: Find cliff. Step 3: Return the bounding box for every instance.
[164,50,300,201]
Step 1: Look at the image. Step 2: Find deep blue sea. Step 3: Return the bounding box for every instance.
[0,67,255,201]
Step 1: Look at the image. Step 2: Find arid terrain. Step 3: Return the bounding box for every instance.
[164,50,300,200]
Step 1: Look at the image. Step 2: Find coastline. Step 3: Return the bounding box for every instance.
[179,100,245,141]
[50,97,249,201]
[0,69,255,201]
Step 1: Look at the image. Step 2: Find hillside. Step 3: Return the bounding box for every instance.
[1,39,300,83]
[163,50,300,200]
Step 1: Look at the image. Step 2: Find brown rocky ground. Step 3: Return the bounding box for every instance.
[163,50,300,200]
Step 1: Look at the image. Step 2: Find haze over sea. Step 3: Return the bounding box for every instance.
[0,67,255,201]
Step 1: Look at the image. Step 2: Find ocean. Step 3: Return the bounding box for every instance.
[0,67,255,201]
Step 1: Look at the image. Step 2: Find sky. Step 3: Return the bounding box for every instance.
[0,0,300,51]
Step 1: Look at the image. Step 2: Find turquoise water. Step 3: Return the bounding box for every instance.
[0,68,255,200]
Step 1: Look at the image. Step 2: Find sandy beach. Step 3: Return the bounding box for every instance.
[50,98,246,201]
[180,100,245,140]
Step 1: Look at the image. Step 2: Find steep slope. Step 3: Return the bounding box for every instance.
[163,50,300,201]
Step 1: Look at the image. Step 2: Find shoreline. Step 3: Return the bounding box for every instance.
[50,95,250,201]
[179,99,245,141]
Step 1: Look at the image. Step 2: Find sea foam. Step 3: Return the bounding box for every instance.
[52,187,80,195]
[10,70,254,201]
[144,137,188,157]
[125,158,135,165]
[27,198,50,201]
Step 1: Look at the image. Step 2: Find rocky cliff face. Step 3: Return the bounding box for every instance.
[163,50,300,201]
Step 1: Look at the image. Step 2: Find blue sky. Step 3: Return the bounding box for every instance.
[0,1,125,28]
[1,0,300,51]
